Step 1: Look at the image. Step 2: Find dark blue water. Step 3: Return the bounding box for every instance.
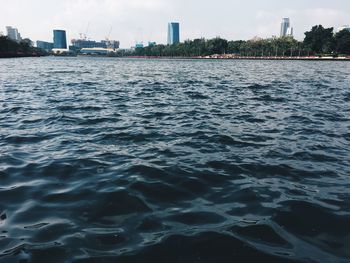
[0,57,350,263]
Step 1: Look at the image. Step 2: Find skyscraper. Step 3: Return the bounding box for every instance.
[6,26,22,42]
[280,18,293,37]
[167,22,180,45]
[53,30,67,49]
[286,27,294,37]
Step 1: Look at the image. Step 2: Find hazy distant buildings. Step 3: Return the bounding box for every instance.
[135,42,144,48]
[167,22,180,45]
[53,30,67,49]
[6,26,22,42]
[280,18,293,37]
[36,41,54,52]
[250,36,263,42]
[337,25,350,33]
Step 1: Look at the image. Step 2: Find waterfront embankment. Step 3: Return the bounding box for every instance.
[126,55,350,61]
[201,55,350,61]
[0,52,43,58]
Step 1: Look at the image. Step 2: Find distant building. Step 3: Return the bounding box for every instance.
[148,42,157,47]
[69,45,81,53]
[71,39,119,50]
[167,22,180,45]
[36,41,54,52]
[6,26,22,42]
[135,42,144,48]
[107,40,120,50]
[250,36,263,42]
[280,18,293,37]
[286,27,294,36]
[337,25,350,33]
[53,30,67,49]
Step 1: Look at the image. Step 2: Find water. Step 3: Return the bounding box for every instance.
[0,57,350,263]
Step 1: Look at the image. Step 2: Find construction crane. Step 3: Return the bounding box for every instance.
[84,22,90,40]
[106,26,113,49]
[79,22,90,40]
[106,26,112,41]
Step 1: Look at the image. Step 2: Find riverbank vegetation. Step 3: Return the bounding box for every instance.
[0,36,47,58]
[133,25,350,57]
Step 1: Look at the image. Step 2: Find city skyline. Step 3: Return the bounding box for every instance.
[1,0,350,48]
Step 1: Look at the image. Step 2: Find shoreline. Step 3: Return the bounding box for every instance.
[126,55,350,61]
[0,52,45,58]
[2,54,350,61]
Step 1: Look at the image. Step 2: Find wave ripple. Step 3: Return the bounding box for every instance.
[0,58,350,263]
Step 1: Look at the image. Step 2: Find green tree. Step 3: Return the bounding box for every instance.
[206,37,228,54]
[125,26,338,58]
[334,29,350,55]
[0,36,46,57]
[304,25,334,54]
[227,40,245,54]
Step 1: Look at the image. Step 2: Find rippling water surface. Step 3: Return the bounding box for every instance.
[0,57,350,263]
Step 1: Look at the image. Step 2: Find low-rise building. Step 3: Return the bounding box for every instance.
[36,41,54,52]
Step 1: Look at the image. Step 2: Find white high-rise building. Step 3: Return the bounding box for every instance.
[6,26,22,42]
[280,18,293,37]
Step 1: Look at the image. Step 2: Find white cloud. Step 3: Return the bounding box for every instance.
[303,8,348,27]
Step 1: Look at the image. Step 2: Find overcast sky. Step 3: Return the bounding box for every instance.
[1,0,350,48]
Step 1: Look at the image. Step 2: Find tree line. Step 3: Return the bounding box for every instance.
[0,36,46,58]
[1,24,349,58]
[132,25,350,57]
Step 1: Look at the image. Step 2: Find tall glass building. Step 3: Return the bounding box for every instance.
[280,18,291,37]
[53,30,67,49]
[167,22,180,45]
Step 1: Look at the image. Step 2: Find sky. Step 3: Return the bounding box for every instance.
[1,0,350,48]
